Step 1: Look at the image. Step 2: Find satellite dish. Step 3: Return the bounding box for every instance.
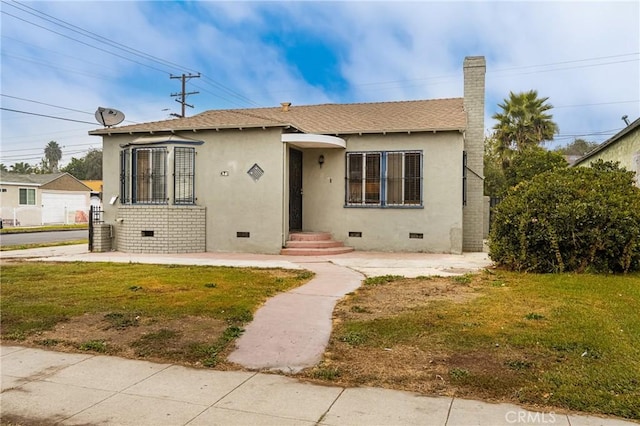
[95,107,125,127]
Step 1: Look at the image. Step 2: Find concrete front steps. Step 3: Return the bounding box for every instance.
[280,232,354,256]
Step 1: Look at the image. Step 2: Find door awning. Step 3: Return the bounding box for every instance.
[281,133,346,149]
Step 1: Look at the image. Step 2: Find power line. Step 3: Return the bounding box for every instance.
[1,142,101,154]
[0,107,97,125]
[1,94,94,115]
[2,1,263,108]
[4,0,197,74]
[554,100,640,109]
[1,9,172,74]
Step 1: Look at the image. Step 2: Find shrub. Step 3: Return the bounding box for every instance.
[489,161,640,273]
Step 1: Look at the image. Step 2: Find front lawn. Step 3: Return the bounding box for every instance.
[301,271,640,420]
[1,261,313,367]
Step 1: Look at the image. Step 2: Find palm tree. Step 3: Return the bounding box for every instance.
[10,162,33,174]
[44,141,62,172]
[492,90,559,155]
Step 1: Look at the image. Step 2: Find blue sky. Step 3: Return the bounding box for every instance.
[1,1,639,167]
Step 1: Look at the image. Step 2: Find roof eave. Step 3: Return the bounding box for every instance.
[573,117,640,166]
[89,122,291,136]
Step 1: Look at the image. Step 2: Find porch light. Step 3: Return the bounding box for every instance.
[318,154,325,167]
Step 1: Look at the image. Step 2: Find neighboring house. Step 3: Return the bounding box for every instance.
[0,172,92,226]
[89,56,486,255]
[82,180,104,207]
[573,117,640,186]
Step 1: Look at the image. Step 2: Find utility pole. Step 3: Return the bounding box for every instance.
[170,73,200,118]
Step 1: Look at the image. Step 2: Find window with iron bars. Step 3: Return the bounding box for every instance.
[346,151,422,207]
[120,147,167,204]
[174,147,195,204]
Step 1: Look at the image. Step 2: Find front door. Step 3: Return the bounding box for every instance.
[289,148,303,231]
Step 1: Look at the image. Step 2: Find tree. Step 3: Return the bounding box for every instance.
[484,135,507,197]
[483,137,567,198]
[492,90,559,155]
[61,149,102,180]
[0,164,7,172]
[554,138,599,156]
[44,141,62,173]
[10,162,34,174]
[62,157,87,179]
[503,147,567,190]
[489,161,640,273]
[83,149,102,179]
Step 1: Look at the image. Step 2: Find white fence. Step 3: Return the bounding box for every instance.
[1,206,90,227]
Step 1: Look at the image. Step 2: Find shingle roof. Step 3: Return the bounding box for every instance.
[89,98,466,136]
[0,171,66,185]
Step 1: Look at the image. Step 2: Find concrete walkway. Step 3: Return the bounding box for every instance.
[2,345,635,426]
[228,262,363,372]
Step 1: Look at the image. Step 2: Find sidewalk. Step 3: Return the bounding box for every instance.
[2,345,634,426]
[1,246,636,425]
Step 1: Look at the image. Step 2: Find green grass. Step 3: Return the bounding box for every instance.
[0,262,312,337]
[0,240,88,251]
[335,271,640,419]
[0,224,88,234]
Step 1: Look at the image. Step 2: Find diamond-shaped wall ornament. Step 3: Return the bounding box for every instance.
[247,163,264,182]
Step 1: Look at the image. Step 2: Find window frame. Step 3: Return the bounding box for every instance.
[119,145,197,205]
[345,150,423,208]
[19,188,36,205]
[174,147,196,205]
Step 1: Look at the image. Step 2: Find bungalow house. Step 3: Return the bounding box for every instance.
[0,171,92,226]
[573,116,640,186]
[89,56,486,255]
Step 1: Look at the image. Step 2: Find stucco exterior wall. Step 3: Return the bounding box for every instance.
[576,127,640,186]
[197,128,285,254]
[0,184,41,226]
[101,128,285,254]
[301,132,464,253]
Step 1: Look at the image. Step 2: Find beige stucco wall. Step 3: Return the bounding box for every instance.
[197,128,285,253]
[0,184,42,226]
[576,127,640,186]
[100,128,467,254]
[301,132,465,253]
[101,128,285,254]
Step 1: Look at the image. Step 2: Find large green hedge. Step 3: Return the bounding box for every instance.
[489,161,640,273]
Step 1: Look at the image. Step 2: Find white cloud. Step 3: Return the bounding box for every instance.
[1,1,638,168]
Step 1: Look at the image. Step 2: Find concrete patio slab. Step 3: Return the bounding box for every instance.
[189,406,316,426]
[330,252,492,278]
[0,346,91,379]
[45,355,171,392]
[123,365,256,405]
[321,387,452,426]
[214,373,342,422]
[447,398,570,426]
[1,380,113,425]
[60,393,205,426]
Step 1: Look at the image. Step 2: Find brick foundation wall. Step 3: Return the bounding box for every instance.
[115,205,206,253]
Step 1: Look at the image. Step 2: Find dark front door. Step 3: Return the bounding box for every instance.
[289,148,303,231]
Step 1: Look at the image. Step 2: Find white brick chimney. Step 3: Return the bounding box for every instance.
[462,56,486,252]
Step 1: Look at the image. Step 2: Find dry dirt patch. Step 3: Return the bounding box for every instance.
[299,275,523,399]
[21,313,241,369]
